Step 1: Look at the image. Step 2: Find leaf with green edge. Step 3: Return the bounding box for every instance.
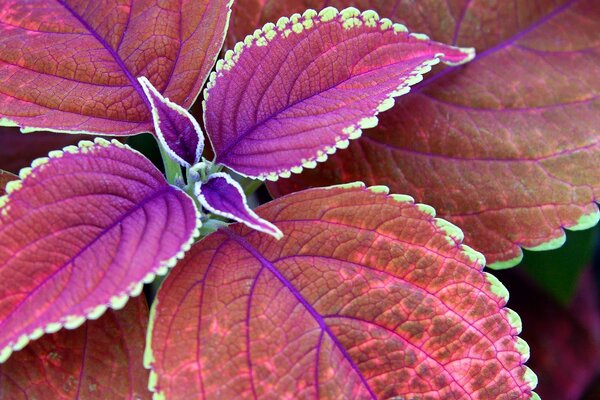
[520,225,598,305]
[0,0,232,136]
[203,7,474,180]
[0,296,150,400]
[146,184,537,399]
[239,0,600,268]
[0,138,200,364]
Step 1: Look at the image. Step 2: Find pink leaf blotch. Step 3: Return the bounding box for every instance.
[138,76,204,167]
[203,7,474,180]
[195,172,283,239]
[146,183,537,399]
[0,296,150,400]
[0,0,232,135]
[0,138,200,364]
[264,0,600,267]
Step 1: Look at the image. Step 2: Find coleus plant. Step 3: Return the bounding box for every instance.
[0,0,597,398]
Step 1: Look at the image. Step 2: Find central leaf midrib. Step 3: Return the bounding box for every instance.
[56,0,150,110]
[223,229,377,399]
[0,186,174,337]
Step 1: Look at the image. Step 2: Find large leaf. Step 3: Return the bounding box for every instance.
[0,296,150,400]
[236,0,600,267]
[146,184,537,399]
[0,138,199,363]
[0,0,232,135]
[204,7,474,179]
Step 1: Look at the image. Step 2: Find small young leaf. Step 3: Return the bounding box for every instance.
[195,173,282,239]
[138,76,204,167]
[0,296,150,400]
[204,7,474,180]
[267,0,600,267]
[0,0,232,135]
[0,139,199,363]
[147,184,536,399]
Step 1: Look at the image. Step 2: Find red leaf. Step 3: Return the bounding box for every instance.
[0,296,150,400]
[0,0,232,135]
[205,7,473,179]
[236,0,600,268]
[146,184,536,399]
[0,139,199,363]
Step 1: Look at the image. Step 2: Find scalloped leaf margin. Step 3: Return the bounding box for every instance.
[145,183,538,399]
[203,7,474,181]
[0,138,200,364]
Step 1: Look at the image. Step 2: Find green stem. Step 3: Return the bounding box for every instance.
[159,145,182,184]
[241,178,264,197]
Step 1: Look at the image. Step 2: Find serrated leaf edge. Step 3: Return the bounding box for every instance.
[143,182,537,399]
[0,138,201,364]
[488,204,599,270]
[203,7,474,181]
[195,172,283,239]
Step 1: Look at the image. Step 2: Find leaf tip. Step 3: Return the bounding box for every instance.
[568,206,600,231]
[0,346,13,364]
[523,231,566,251]
[459,244,486,268]
[514,336,530,362]
[487,252,524,270]
[367,185,389,194]
[484,272,509,304]
[523,366,539,391]
[416,203,436,217]
[504,307,522,334]
[434,218,464,244]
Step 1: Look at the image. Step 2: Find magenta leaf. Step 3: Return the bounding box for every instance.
[0,296,150,400]
[138,76,204,167]
[0,0,232,136]
[195,172,282,239]
[203,7,474,180]
[0,138,199,363]
[147,183,537,399]
[248,0,600,267]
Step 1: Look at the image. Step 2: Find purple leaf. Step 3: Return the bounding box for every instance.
[0,0,232,136]
[203,7,474,180]
[196,172,283,239]
[0,138,199,364]
[138,76,204,167]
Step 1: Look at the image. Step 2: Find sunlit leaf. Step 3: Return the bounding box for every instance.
[0,0,232,135]
[204,7,473,180]
[247,0,600,267]
[147,183,537,399]
[0,139,199,363]
[0,296,150,400]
